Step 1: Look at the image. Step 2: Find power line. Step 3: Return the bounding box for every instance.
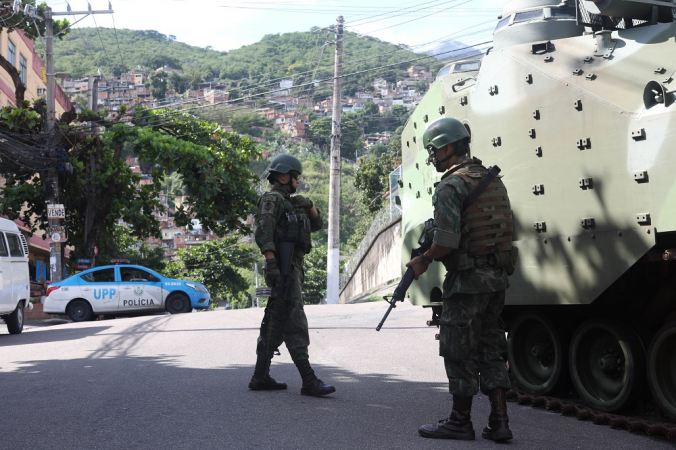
[91,13,113,74]
[110,11,127,69]
[354,0,472,35]
[345,0,455,27]
[127,40,491,126]
[126,26,489,115]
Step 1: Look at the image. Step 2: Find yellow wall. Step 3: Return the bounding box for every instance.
[0,29,71,114]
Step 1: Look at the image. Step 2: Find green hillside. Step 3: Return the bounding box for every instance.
[38,27,443,95]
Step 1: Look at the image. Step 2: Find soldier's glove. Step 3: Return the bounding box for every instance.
[264,258,280,287]
[291,195,314,210]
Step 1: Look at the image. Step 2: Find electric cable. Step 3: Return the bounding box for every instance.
[110,10,127,70]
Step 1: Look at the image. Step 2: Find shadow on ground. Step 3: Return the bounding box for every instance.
[0,351,671,450]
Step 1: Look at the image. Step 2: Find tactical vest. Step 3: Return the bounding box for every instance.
[455,163,513,257]
[260,191,313,258]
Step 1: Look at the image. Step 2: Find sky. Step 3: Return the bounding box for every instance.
[42,0,503,54]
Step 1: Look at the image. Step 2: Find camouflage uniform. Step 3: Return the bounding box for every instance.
[254,185,323,363]
[433,155,511,397]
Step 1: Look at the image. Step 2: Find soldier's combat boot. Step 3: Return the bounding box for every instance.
[482,389,513,442]
[418,396,475,440]
[248,354,287,391]
[295,359,336,397]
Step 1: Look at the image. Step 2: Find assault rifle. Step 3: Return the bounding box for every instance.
[375,165,502,331]
[255,239,296,357]
[376,218,435,331]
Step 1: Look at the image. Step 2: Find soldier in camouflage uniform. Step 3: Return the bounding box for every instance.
[407,117,515,442]
[248,154,336,397]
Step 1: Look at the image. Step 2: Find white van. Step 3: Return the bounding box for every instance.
[0,218,31,334]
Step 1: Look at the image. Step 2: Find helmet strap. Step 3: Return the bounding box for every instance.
[432,144,455,170]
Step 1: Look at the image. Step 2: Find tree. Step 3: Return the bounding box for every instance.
[149,70,168,99]
[0,106,261,262]
[0,2,70,105]
[183,65,206,90]
[161,171,186,198]
[168,71,187,94]
[354,149,397,212]
[73,94,88,111]
[386,105,411,127]
[138,51,182,72]
[388,126,404,154]
[308,116,364,160]
[96,224,166,272]
[303,244,327,304]
[416,79,428,94]
[163,236,255,305]
[229,110,272,137]
[227,87,241,103]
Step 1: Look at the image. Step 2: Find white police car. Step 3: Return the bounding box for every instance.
[43,265,210,321]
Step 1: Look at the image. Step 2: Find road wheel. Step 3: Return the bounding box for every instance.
[647,322,676,420]
[166,293,191,314]
[68,300,93,322]
[508,311,568,395]
[570,319,646,412]
[6,302,24,335]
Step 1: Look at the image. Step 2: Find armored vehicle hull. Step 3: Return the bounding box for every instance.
[400,0,676,417]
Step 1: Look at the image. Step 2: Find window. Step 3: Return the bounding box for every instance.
[19,54,26,84]
[495,16,511,32]
[80,268,116,283]
[454,61,481,73]
[5,233,24,257]
[514,9,543,24]
[551,7,576,18]
[436,64,453,79]
[7,40,15,66]
[0,234,8,257]
[120,268,159,282]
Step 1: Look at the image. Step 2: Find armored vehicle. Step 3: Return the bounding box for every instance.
[399,0,676,417]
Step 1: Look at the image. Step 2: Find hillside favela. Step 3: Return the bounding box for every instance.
[2,1,676,449]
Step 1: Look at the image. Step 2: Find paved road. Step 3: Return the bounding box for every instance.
[0,302,671,449]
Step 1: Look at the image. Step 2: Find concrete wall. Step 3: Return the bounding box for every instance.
[340,217,402,303]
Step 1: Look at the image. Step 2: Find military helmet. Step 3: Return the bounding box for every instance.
[423,117,470,150]
[267,154,303,175]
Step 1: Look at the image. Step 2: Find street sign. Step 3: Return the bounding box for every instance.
[47,204,66,219]
[47,225,67,243]
[76,258,93,264]
[75,264,91,270]
[93,245,99,257]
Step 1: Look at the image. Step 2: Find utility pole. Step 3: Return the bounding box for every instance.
[87,75,99,112]
[42,4,113,281]
[326,16,343,304]
[43,6,64,282]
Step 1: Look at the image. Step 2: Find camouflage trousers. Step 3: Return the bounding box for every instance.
[256,265,310,363]
[439,290,511,397]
